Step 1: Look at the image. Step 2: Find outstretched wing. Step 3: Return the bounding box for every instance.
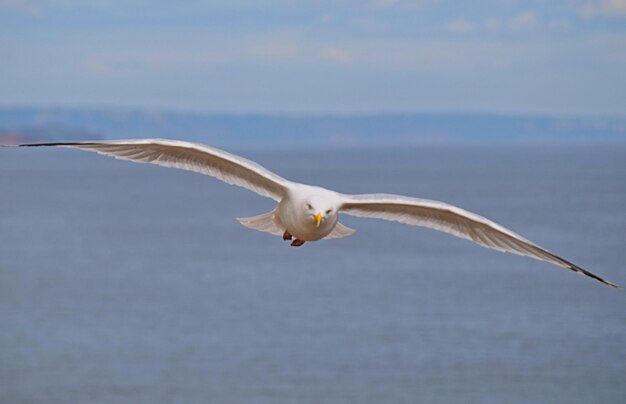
[18,139,292,201]
[340,193,618,288]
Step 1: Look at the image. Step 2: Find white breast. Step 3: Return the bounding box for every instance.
[276,186,339,241]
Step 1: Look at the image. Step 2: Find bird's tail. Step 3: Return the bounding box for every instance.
[237,210,285,237]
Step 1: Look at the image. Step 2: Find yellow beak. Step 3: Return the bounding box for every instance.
[314,212,323,227]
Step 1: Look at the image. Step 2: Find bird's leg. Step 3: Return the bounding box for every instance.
[290,239,305,247]
[284,229,304,246]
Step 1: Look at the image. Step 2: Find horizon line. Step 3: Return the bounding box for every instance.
[2,103,626,120]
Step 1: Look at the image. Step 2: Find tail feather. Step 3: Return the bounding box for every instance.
[237,210,284,237]
[325,221,356,239]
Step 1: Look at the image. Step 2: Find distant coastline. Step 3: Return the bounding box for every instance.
[1,107,625,147]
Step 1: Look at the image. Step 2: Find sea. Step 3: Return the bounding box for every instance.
[1,145,625,403]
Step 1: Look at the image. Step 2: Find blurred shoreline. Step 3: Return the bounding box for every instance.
[1,106,625,147]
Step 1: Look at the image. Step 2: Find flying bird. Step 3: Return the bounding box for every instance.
[7,139,618,288]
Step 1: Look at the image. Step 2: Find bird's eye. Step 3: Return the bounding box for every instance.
[306,203,313,210]
[326,209,332,215]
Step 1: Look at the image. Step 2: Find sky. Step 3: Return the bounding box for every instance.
[1,0,625,116]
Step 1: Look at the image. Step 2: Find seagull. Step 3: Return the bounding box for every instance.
[6,139,618,288]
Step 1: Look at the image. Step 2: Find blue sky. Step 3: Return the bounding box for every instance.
[1,0,625,116]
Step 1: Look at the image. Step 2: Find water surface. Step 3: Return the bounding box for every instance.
[1,146,625,403]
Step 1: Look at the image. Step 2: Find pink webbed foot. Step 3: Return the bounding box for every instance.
[283,230,293,241]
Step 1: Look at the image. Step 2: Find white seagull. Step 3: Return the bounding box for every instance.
[8,139,618,288]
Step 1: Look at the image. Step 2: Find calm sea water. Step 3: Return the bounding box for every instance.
[1,145,625,404]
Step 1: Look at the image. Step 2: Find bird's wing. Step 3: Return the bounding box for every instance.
[18,139,292,201]
[340,193,618,288]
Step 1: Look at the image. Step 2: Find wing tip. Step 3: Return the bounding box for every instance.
[0,142,84,148]
[16,142,94,147]
[566,263,620,289]
[604,279,621,289]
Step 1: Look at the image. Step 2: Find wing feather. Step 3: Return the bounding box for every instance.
[340,193,618,288]
[19,139,291,201]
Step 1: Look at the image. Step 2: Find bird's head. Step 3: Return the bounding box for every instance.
[303,195,337,228]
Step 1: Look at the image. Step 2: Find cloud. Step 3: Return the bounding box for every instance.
[483,17,502,30]
[0,0,41,16]
[334,39,532,69]
[580,0,626,18]
[251,42,300,61]
[243,35,531,70]
[508,12,539,30]
[81,58,114,77]
[446,13,538,34]
[548,19,572,30]
[445,17,475,33]
[369,0,440,10]
[247,36,355,65]
[349,17,388,33]
[370,0,399,7]
[319,47,352,64]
